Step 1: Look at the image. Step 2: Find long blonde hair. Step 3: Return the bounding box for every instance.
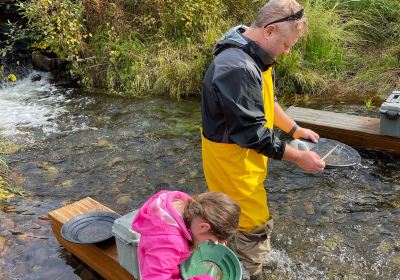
[183,192,240,241]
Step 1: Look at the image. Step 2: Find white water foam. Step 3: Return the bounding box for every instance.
[265,249,327,280]
[0,71,66,138]
[0,70,96,141]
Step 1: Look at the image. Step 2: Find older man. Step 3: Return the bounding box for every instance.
[201,0,325,278]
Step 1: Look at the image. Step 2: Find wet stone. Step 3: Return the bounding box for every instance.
[111,186,120,193]
[31,224,41,230]
[108,157,124,167]
[117,174,128,184]
[96,139,112,148]
[0,230,10,237]
[189,169,199,178]
[0,236,7,251]
[15,206,29,214]
[377,241,392,253]
[32,201,42,207]
[117,195,132,205]
[324,234,343,251]
[40,162,59,175]
[0,218,15,229]
[304,202,315,215]
[10,230,24,235]
[17,234,30,242]
[391,255,400,267]
[178,178,186,184]
[61,180,74,188]
[32,264,42,271]
[38,216,50,221]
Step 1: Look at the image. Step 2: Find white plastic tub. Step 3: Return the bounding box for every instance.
[112,210,141,279]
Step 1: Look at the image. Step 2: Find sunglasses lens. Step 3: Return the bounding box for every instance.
[264,9,304,27]
[295,9,304,20]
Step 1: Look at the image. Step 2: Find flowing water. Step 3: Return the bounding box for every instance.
[0,70,399,280]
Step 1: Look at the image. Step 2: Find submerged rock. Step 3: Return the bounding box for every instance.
[31,74,42,82]
[32,51,68,72]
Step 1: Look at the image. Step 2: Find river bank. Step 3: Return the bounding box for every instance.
[2,0,399,100]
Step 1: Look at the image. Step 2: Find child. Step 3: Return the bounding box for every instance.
[132,190,240,280]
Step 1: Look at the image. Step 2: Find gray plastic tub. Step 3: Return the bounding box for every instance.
[379,91,400,137]
[112,210,141,279]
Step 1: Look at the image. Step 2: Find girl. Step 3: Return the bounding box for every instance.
[131,190,240,280]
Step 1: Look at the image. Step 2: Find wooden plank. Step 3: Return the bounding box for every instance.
[286,106,400,154]
[48,197,134,280]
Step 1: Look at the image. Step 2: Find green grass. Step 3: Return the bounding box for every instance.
[276,0,357,94]
[15,0,400,99]
[348,45,400,96]
[0,141,26,200]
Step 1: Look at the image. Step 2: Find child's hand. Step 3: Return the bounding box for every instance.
[213,240,227,246]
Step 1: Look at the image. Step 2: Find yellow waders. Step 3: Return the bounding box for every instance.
[202,69,275,232]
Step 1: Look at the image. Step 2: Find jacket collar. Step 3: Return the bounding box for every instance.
[241,33,276,72]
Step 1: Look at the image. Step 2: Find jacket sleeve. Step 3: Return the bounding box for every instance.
[139,237,188,280]
[213,67,285,160]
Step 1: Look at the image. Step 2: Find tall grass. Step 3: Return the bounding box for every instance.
[276,0,357,94]
[0,140,26,200]
[339,0,400,46]
[314,0,400,96]
[16,0,400,98]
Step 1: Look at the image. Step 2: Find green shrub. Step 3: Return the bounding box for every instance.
[15,0,400,98]
[159,0,221,41]
[18,0,89,61]
[77,0,227,98]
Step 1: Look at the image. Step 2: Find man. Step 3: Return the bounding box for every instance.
[201,0,325,278]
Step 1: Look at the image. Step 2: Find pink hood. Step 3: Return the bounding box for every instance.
[132,190,192,241]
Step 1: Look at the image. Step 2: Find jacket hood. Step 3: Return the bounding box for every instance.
[213,25,276,72]
[132,191,192,241]
[213,25,249,55]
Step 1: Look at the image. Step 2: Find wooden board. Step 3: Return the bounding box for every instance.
[286,106,400,154]
[48,197,134,280]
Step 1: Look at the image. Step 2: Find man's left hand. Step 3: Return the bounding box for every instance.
[293,127,319,143]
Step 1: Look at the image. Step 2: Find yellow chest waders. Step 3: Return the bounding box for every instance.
[202,69,275,232]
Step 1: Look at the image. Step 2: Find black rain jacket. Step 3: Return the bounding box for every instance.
[201,25,286,160]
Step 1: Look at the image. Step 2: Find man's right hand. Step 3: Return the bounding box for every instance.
[294,150,325,172]
[283,145,325,173]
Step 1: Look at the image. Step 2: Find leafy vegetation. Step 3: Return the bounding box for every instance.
[0,140,25,201]
[18,0,90,62]
[11,0,400,98]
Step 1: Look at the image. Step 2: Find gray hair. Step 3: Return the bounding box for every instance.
[251,0,308,36]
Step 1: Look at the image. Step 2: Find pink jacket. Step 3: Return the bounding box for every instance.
[132,191,214,280]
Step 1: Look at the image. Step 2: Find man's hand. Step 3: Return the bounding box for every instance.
[283,145,325,173]
[293,127,319,143]
[294,150,325,172]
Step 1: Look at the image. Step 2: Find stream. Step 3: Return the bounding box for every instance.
[0,70,399,280]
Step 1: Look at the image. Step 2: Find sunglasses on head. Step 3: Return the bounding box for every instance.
[264,8,304,28]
